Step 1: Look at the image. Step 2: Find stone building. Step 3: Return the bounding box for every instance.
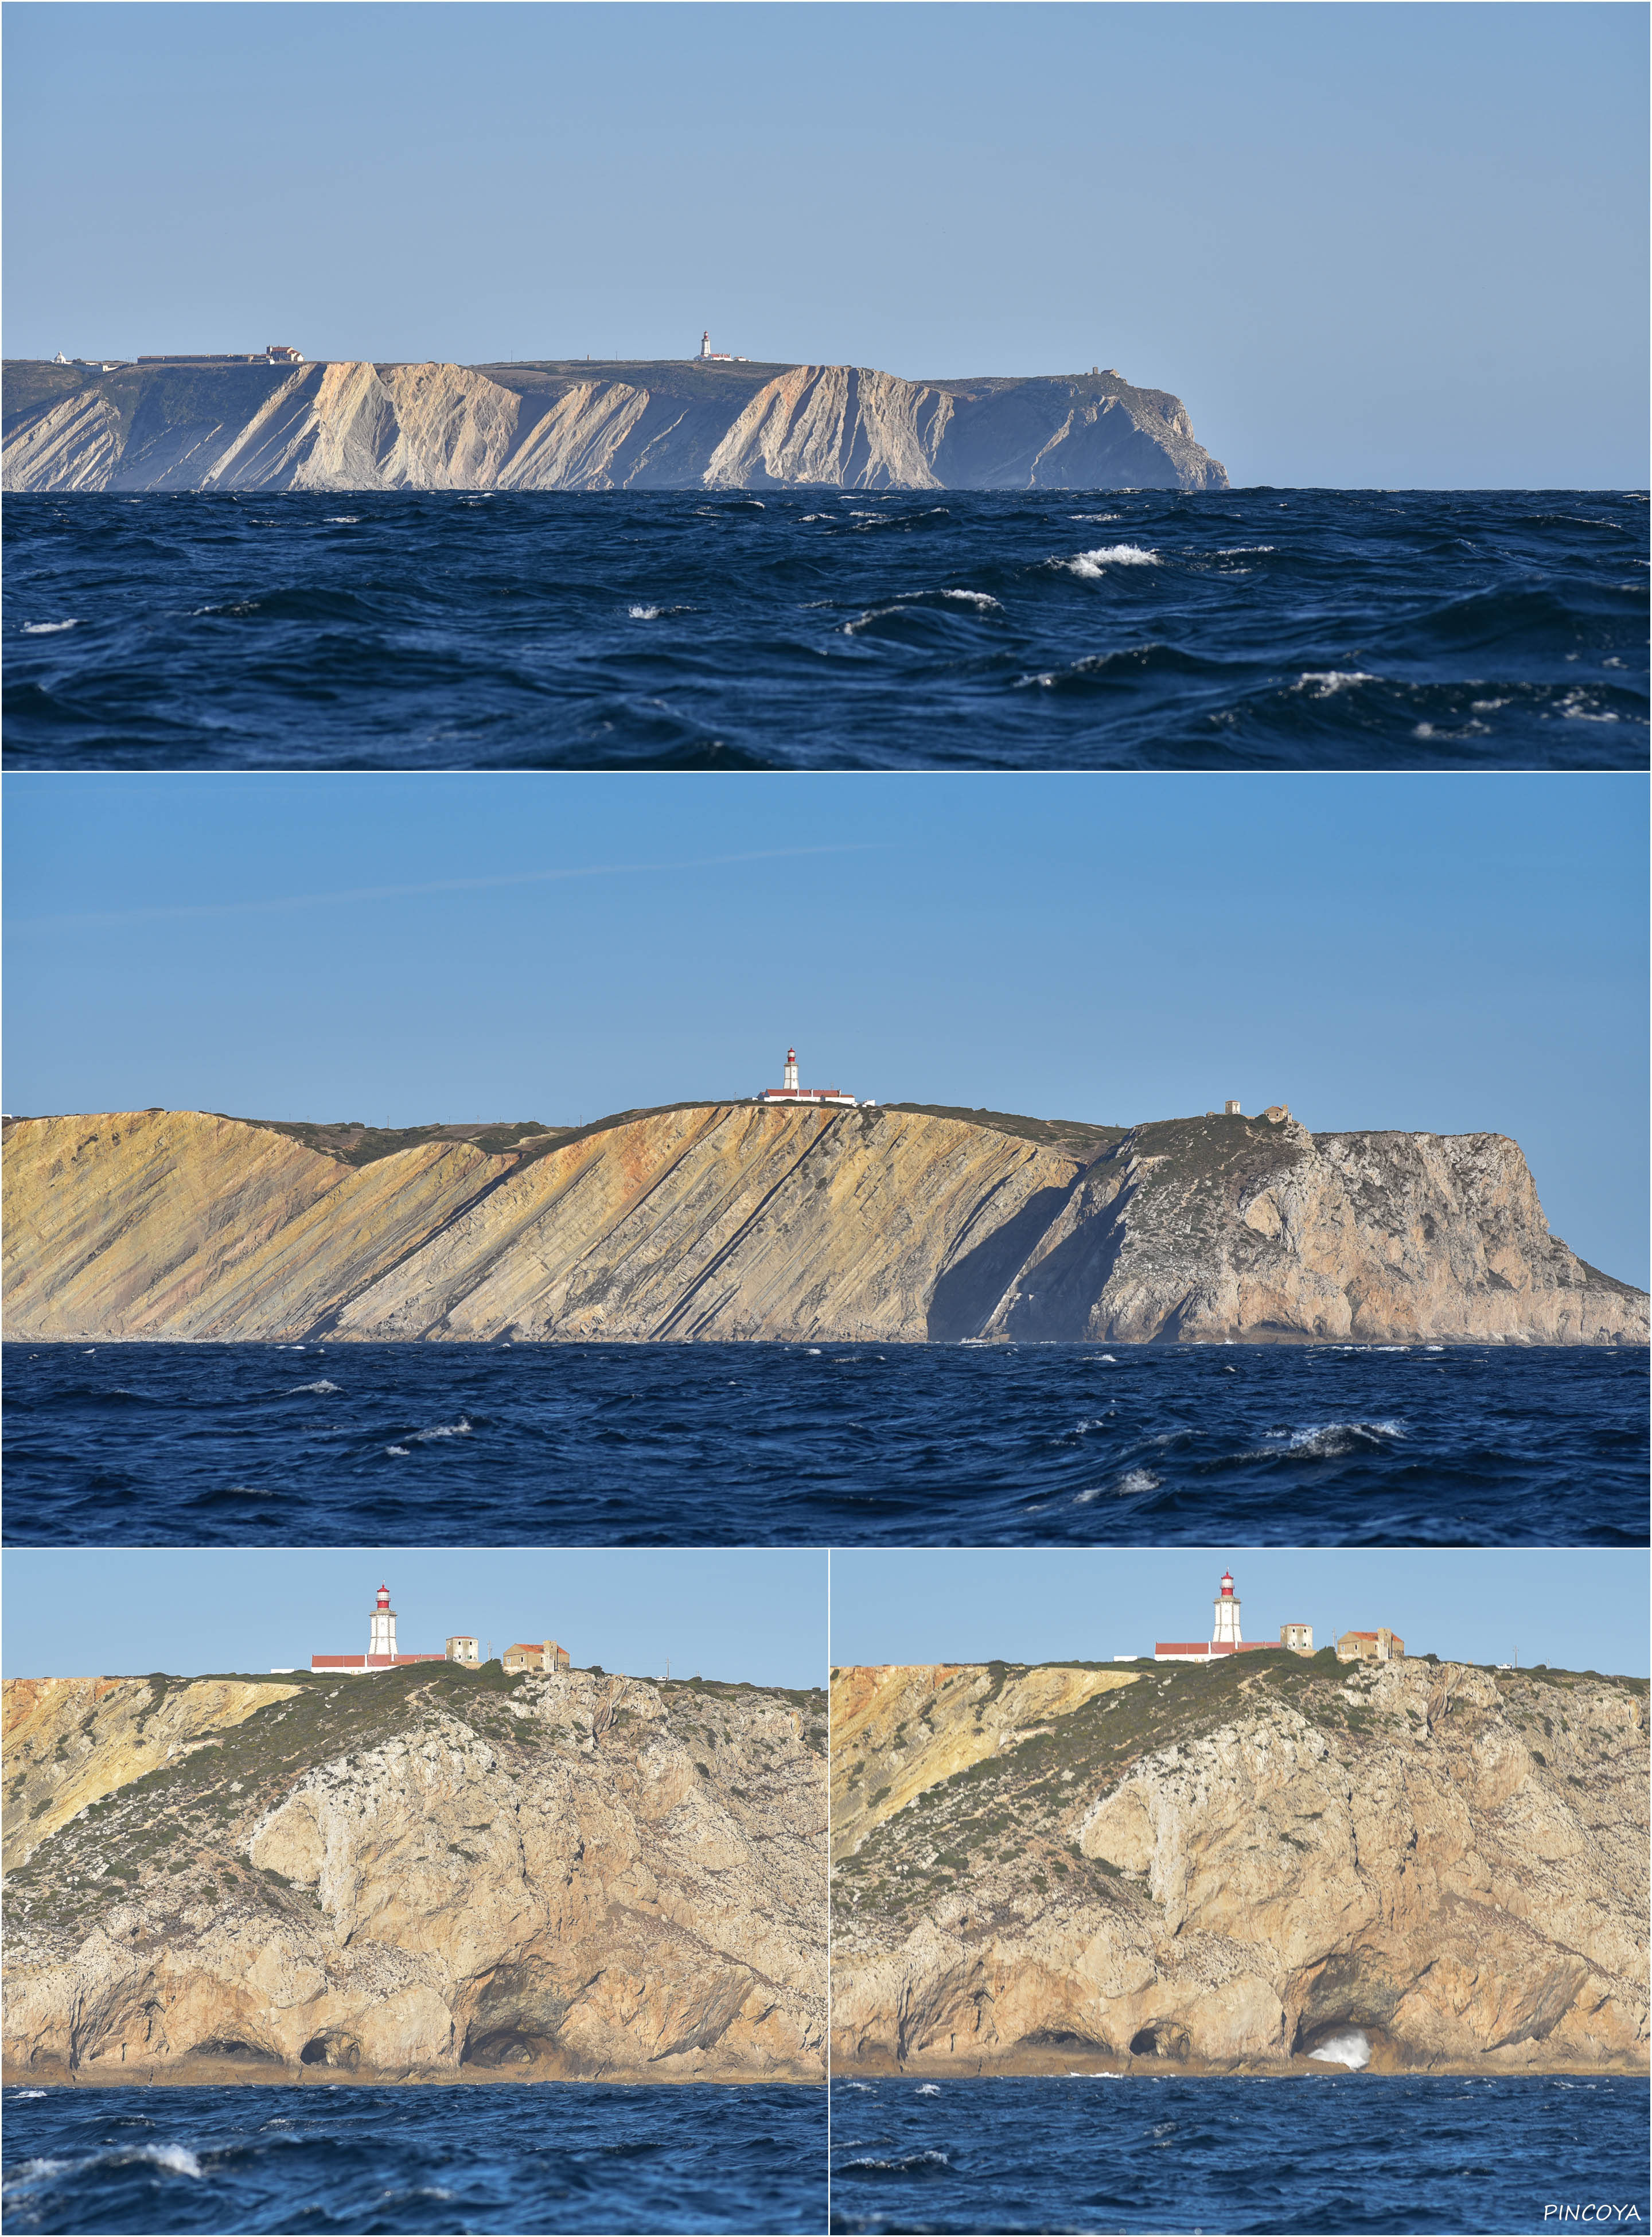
[502,1640,572,1674]
[1337,1626,1405,1663]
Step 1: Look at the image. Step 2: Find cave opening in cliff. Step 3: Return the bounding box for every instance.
[1128,2021,1191,2060]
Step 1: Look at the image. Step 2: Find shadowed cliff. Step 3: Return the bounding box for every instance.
[830,1656,1649,2075]
[2,1102,1643,1347]
[3,1665,825,2084]
[1,357,1228,493]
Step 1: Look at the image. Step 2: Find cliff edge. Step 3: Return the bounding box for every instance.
[3,1103,1643,1346]
[1,357,1228,494]
[831,1656,1649,2075]
[3,1664,825,2084]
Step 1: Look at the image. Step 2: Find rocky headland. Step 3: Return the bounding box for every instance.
[1,357,1227,493]
[831,1655,1649,2076]
[3,1663,825,2086]
[2,1101,1643,1346]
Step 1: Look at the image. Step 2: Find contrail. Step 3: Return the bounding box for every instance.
[9,843,887,930]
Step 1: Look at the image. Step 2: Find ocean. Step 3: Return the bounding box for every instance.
[5,1340,1642,1548]
[828,2073,1651,2236]
[0,2082,825,2236]
[5,489,1645,770]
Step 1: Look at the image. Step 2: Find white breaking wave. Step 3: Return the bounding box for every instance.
[837,2150,950,2172]
[410,1419,472,1442]
[629,605,662,619]
[1273,1420,1405,1458]
[915,2082,941,2095]
[1070,513,1121,522]
[1216,544,1276,555]
[936,589,1002,608]
[325,516,360,524]
[1307,2026,1371,2070]
[22,619,78,634]
[1292,671,1376,697]
[289,1379,341,1394]
[1117,1467,1162,1493]
[1065,544,1159,576]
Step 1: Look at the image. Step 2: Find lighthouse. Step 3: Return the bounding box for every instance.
[1212,1569,1242,1648]
[700,329,711,359]
[755,1044,859,1108]
[369,1583,397,1661]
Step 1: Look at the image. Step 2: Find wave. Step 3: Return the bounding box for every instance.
[1268,1419,1406,1458]
[21,619,78,634]
[1064,543,1160,576]
[1292,670,1376,697]
[288,1379,341,1394]
[836,2148,951,2173]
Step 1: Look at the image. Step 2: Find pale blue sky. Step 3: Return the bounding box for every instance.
[5,771,1646,1283]
[2,1547,825,1686]
[829,1548,1647,1677]
[4,2,1646,485]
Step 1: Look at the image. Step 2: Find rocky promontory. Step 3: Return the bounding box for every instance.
[831,1655,1649,2075]
[3,1663,825,2085]
[2,1101,1643,1346]
[1,356,1227,493]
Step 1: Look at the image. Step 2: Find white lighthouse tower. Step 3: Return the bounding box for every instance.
[369,1583,398,1662]
[700,329,712,360]
[782,1047,799,1092]
[1212,1569,1242,1650]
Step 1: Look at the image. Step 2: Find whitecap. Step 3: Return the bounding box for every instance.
[1293,671,1375,697]
[1271,1420,1405,1458]
[22,619,78,634]
[937,589,1002,609]
[1116,1467,1161,1494]
[1070,513,1121,521]
[628,605,662,620]
[13,2089,49,2098]
[1064,544,1159,576]
[407,1418,472,1443]
[385,1445,412,1457]
[325,516,360,525]
[915,2082,941,2095]
[808,1348,822,1355]
[289,1379,341,1394]
[1215,545,1276,555]
[1100,1354,1117,1362]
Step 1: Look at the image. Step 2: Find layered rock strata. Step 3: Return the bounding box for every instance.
[3,1665,826,2084]
[3,1103,1643,1346]
[1,357,1228,493]
[831,1656,1649,2075]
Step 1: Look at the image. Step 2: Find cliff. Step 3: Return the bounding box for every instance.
[2,1663,825,2084]
[3,1102,1643,1346]
[1,357,1227,493]
[831,1656,1649,2075]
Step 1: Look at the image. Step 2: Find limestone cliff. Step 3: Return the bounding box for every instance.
[3,1102,1642,1346]
[1,357,1227,493]
[3,1664,825,2084]
[831,1656,1649,2075]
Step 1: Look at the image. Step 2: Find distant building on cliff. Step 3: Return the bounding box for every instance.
[755,1047,860,1109]
[1154,1571,1316,1663]
[503,1640,572,1673]
[697,329,747,363]
[1337,1626,1405,1663]
[310,1583,444,1674]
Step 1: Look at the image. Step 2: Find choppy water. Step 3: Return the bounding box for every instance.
[5,1341,1642,1546]
[828,2074,1651,2235]
[5,490,1645,769]
[0,2083,824,2235]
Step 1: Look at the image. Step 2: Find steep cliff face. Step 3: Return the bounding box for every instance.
[3,1103,1642,1346]
[1,357,1228,493]
[831,1657,1649,2075]
[3,1665,825,2084]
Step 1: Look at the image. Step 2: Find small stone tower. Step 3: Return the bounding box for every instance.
[1212,1569,1242,1648]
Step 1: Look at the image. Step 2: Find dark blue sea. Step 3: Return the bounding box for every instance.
[828,2074,1651,2235]
[4,1341,1643,1548]
[0,2083,824,2235]
[5,490,1645,770]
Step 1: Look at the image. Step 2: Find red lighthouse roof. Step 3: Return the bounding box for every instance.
[1219,1570,1234,1596]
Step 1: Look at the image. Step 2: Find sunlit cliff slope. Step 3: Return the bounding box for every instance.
[831,1655,1649,2075]
[1,357,1228,493]
[3,1664,825,2084]
[2,1102,1643,1346]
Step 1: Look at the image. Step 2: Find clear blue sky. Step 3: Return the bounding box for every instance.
[829,1548,1647,1677]
[5,770,1646,1284]
[2,1548,825,1687]
[4,3,1645,486]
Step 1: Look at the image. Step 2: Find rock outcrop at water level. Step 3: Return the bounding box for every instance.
[0,357,1228,492]
[2,1102,1644,1346]
[2,1664,826,2084]
[831,1656,1649,2075]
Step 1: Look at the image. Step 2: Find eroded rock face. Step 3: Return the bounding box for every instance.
[1,358,1228,492]
[3,1666,825,2083]
[830,1657,1649,2075]
[3,1104,1642,1346]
